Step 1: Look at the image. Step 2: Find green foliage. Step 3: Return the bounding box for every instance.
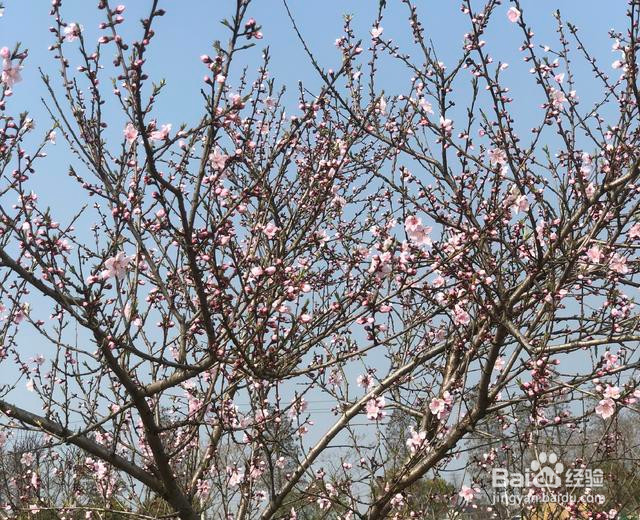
[137,495,175,518]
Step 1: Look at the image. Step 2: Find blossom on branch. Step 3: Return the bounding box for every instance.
[100,252,133,280]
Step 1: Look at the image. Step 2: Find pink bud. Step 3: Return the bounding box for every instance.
[0,47,9,59]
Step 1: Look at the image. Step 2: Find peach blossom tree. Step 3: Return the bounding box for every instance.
[1,0,640,519]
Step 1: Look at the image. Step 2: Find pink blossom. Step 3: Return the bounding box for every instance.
[13,303,29,324]
[209,147,229,170]
[399,247,413,265]
[603,385,620,400]
[288,397,308,418]
[419,97,433,114]
[227,466,245,486]
[254,408,269,424]
[411,227,432,246]
[368,251,393,276]
[123,123,138,143]
[188,396,203,416]
[595,398,615,419]
[150,123,171,141]
[365,396,386,421]
[429,391,453,420]
[459,485,477,502]
[488,148,507,166]
[86,274,100,284]
[404,215,421,233]
[377,96,387,114]
[404,215,432,246]
[507,7,521,23]
[429,397,446,416]
[316,498,331,511]
[20,452,34,465]
[439,116,453,134]
[453,304,470,326]
[100,252,133,280]
[585,245,603,264]
[357,373,374,390]
[512,195,529,214]
[371,26,383,38]
[1,58,22,87]
[495,356,505,372]
[63,23,82,42]
[196,479,211,499]
[406,429,427,454]
[609,253,628,274]
[249,462,265,480]
[604,351,619,369]
[391,494,405,508]
[299,313,312,324]
[629,223,640,240]
[550,87,566,107]
[328,369,343,386]
[94,460,108,479]
[432,274,445,288]
[263,222,280,239]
